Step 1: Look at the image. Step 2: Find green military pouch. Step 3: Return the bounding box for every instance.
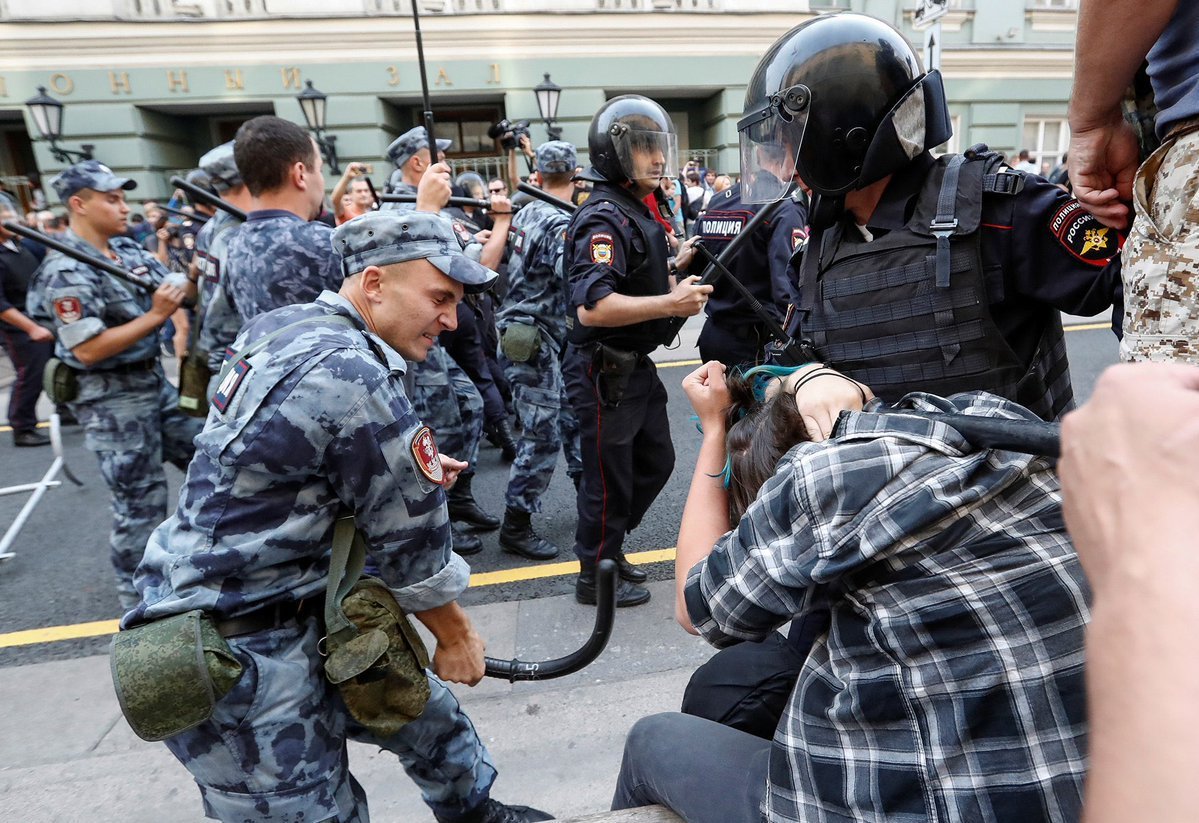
[322,518,432,738]
[42,358,78,404]
[109,610,244,741]
[177,350,212,417]
[324,575,431,738]
[500,322,541,364]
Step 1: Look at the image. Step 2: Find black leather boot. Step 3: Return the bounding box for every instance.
[499,508,559,560]
[576,564,651,607]
[616,552,648,583]
[443,798,554,823]
[485,420,518,462]
[446,474,500,531]
[451,523,483,556]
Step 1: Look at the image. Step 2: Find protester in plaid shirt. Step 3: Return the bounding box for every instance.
[613,362,1090,823]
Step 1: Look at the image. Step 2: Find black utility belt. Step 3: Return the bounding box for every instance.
[214,597,322,639]
[573,341,654,363]
[86,357,159,375]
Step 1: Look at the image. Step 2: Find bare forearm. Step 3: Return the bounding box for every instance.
[478,217,511,271]
[72,311,164,366]
[674,431,730,633]
[577,291,671,328]
[0,307,41,335]
[1083,574,1199,822]
[413,599,475,646]
[1069,0,1178,129]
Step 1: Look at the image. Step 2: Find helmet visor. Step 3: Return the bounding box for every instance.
[738,86,810,204]
[610,126,678,183]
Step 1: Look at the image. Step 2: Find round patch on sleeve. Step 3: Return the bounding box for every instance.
[53,296,83,324]
[411,425,445,485]
[1049,201,1120,266]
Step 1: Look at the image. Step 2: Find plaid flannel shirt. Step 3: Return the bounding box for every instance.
[685,392,1090,823]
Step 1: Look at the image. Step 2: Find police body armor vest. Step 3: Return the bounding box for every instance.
[566,184,673,355]
[795,148,1073,421]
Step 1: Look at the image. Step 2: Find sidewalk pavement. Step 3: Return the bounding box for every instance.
[0,580,718,822]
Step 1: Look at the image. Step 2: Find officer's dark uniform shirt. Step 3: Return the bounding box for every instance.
[694,181,807,326]
[0,237,43,326]
[788,150,1122,414]
[566,181,672,354]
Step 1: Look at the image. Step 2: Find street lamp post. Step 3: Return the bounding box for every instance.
[533,73,563,141]
[296,80,341,174]
[24,86,95,164]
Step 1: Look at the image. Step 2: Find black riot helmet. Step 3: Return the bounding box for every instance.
[582,95,679,185]
[739,12,952,203]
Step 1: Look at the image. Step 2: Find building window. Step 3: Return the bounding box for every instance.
[1022,117,1070,173]
[430,107,503,157]
[1028,0,1077,8]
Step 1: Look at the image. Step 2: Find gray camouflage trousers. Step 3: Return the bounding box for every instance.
[164,618,497,822]
[73,370,200,609]
[499,341,582,513]
[1120,120,1199,363]
[411,344,483,470]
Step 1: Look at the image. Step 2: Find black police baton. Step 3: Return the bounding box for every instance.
[158,203,208,224]
[482,559,618,682]
[516,182,577,213]
[376,192,522,213]
[169,176,248,222]
[2,221,155,294]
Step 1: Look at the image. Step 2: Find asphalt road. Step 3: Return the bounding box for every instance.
[0,325,1119,667]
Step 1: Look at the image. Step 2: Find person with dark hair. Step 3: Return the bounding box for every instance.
[222,115,341,322]
[612,360,1092,822]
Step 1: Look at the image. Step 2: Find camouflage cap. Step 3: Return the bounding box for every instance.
[535,141,577,174]
[332,210,497,294]
[387,127,453,168]
[51,159,136,203]
[198,141,242,193]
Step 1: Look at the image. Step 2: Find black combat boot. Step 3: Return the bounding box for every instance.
[485,420,518,462]
[446,474,500,531]
[498,508,559,560]
[443,798,554,823]
[616,552,648,583]
[576,564,651,607]
[451,523,483,556]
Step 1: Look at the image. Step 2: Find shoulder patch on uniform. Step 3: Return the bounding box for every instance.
[411,425,444,485]
[590,232,614,265]
[1049,201,1118,266]
[511,227,527,254]
[53,296,82,324]
[451,220,474,249]
[211,359,250,414]
[791,228,809,251]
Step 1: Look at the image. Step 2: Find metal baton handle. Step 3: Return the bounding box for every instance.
[377,192,522,212]
[483,559,618,682]
[2,221,155,294]
[516,182,577,213]
[169,176,248,222]
[905,412,1061,458]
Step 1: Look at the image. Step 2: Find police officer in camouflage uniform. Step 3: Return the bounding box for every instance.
[223,116,342,322]
[495,141,584,560]
[28,160,202,609]
[384,139,513,554]
[190,141,252,398]
[125,210,553,823]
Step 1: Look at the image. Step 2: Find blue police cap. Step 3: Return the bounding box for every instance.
[387,127,453,168]
[198,141,242,193]
[535,141,577,174]
[52,160,136,203]
[332,210,497,294]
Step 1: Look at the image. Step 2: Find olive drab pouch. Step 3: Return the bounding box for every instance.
[500,321,541,364]
[322,518,431,738]
[177,350,212,417]
[109,610,244,741]
[42,358,78,404]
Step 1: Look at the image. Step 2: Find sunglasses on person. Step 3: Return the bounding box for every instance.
[488,187,505,194]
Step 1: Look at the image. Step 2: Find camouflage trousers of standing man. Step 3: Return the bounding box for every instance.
[410,344,483,469]
[1120,119,1199,363]
[164,618,498,822]
[499,340,582,513]
[73,370,201,609]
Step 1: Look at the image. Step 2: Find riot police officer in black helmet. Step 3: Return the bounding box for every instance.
[742,11,1120,423]
[681,10,1123,743]
[562,95,713,607]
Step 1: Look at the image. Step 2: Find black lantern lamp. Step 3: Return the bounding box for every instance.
[296,80,340,174]
[25,86,94,164]
[533,73,563,140]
